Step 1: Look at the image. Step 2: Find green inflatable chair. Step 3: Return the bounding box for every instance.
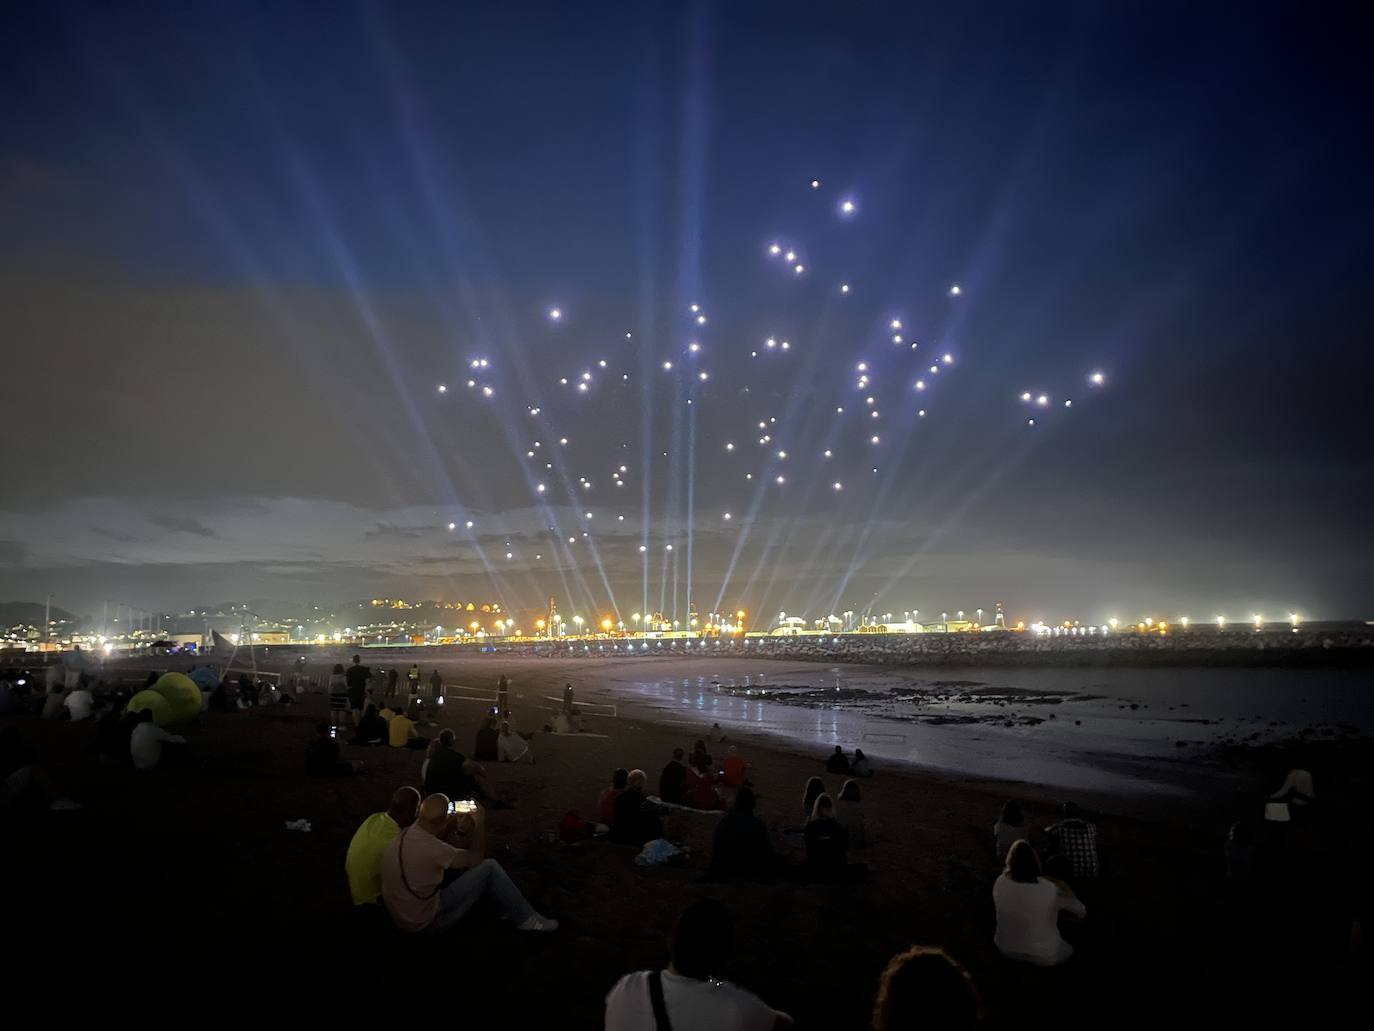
[151,672,203,724]
[127,689,174,726]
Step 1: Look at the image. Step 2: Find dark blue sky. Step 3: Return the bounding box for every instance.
[2,1,1370,624]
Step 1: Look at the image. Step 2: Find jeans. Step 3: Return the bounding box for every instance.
[426,859,534,933]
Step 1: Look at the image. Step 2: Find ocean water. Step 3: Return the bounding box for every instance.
[612,664,1372,797]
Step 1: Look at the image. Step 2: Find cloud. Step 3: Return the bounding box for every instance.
[147,513,216,538]
[0,540,25,565]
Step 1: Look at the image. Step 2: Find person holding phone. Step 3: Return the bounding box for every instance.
[305,721,362,776]
[380,794,557,934]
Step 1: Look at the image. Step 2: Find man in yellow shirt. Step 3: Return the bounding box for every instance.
[388,711,428,749]
[345,786,420,905]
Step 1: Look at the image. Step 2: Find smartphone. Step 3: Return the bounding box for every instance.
[449,799,477,815]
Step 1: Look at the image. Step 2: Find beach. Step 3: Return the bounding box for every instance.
[3,652,1369,1025]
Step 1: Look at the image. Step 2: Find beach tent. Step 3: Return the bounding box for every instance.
[151,672,202,724]
[127,689,173,726]
[188,666,220,693]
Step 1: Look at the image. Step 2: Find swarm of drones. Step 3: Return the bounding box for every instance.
[432,178,1110,572]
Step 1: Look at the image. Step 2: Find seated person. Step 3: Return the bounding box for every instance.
[63,685,95,722]
[1045,802,1099,879]
[380,794,556,934]
[688,739,712,770]
[993,840,1086,966]
[803,794,864,882]
[721,746,748,788]
[473,715,500,762]
[94,708,139,765]
[352,704,388,745]
[609,769,663,847]
[388,709,428,749]
[825,745,851,774]
[683,755,724,811]
[707,787,777,882]
[1273,767,1315,808]
[41,686,66,720]
[422,729,490,804]
[834,779,867,848]
[994,801,1029,859]
[258,680,282,705]
[305,722,361,776]
[803,776,827,820]
[604,899,793,1029]
[597,768,629,825]
[379,705,397,721]
[497,721,534,764]
[130,709,187,771]
[658,748,688,804]
[850,748,874,778]
[345,786,421,905]
[871,946,982,1031]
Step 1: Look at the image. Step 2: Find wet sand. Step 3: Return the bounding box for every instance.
[3,652,1369,1025]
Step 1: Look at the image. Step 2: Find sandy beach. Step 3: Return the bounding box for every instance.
[4,652,1369,1025]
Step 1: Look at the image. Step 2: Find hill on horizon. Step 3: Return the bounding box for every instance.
[1,601,79,627]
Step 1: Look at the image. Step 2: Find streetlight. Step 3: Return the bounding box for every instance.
[600,617,613,633]
[976,608,983,624]
[573,616,584,634]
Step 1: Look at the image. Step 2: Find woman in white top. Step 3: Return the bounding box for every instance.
[994,800,1030,858]
[993,840,1086,966]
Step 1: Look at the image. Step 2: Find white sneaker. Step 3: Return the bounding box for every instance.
[517,913,558,932]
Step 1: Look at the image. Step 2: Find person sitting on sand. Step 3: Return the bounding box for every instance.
[825,745,851,775]
[1272,767,1315,811]
[94,708,139,765]
[689,739,712,770]
[388,708,427,750]
[683,754,724,811]
[497,721,534,764]
[803,776,827,820]
[658,748,688,805]
[835,780,867,849]
[707,787,777,882]
[993,840,1086,966]
[346,786,421,905]
[380,794,557,934]
[604,898,794,1030]
[63,683,94,722]
[850,748,874,778]
[804,794,864,882]
[473,714,500,762]
[305,722,362,776]
[721,745,748,789]
[131,709,188,770]
[423,729,490,803]
[0,727,81,813]
[609,769,664,847]
[994,801,1029,859]
[871,946,982,1031]
[1045,802,1099,879]
[598,768,629,825]
[352,704,388,746]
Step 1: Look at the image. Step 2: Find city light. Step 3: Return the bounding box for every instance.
[548,307,562,321]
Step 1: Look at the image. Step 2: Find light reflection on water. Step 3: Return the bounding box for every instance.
[620,665,1372,797]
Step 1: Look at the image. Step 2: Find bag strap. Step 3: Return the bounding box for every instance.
[396,827,440,901]
[648,971,672,1031]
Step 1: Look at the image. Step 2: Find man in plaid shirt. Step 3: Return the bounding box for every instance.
[1047,802,1099,878]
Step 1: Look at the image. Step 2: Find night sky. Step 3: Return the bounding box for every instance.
[2,1,1371,623]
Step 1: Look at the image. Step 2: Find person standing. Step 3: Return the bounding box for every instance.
[496,675,510,716]
[406,663,421,700]
[327,663,349,727]
[344,655,371,725]
[562,682,575,714]
[428,668,443,700]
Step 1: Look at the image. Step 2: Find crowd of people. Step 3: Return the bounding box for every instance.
[3,646,1365,1027]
